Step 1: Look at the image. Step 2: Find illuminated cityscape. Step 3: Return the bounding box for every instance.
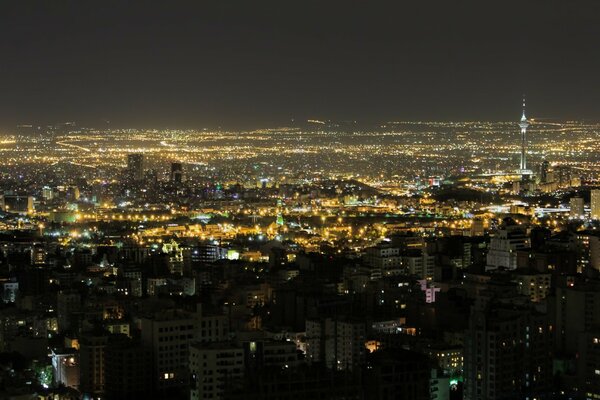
[1,1,600,400]
[0,107,599,400]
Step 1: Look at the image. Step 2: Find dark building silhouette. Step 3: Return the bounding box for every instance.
[127,153,145,181]
[171,162,183,184]
[464,297,553,400]
[104,337,153,399]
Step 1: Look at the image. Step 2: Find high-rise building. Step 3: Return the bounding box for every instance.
[591,189,600,220]
[539,160,549,183]
[127,153,145,181]
[569,196,585,219]
[485,220,529,271]
[514,271,551,302]
[553,278,600,396]
[401,250,436,280]
[57,291,82,333]
[79,334,108,396]
[577,333,600,399]
[42,186,54,200]
[464,300,553,400]
[305,317,366,370]
[104,338,152,399]
[364,349,431,400]
[555,165,572,186]
[591,235,600,271]
[364,245,402,275]
[189,342,244,400]
[170,162,183,183]
[425,345,463,376]
[140,306,229,392]
[31,245,47,265]
[470,218,485,236]
[141,310,197,393]
[554,279,600,356]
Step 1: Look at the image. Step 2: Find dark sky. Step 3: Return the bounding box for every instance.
[1,0,599,130]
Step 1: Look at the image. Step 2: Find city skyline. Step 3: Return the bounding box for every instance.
[0,2,599,400]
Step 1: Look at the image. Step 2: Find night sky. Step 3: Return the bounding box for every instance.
[1,0,599,130]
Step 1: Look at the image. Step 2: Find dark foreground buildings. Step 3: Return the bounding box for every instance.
[0,166,599,400]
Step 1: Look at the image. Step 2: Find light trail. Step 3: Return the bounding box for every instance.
[56,140,91,152]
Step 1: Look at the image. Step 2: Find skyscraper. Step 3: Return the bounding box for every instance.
[464,299,553,400]
[127,154,145,181]
[170,162,183,184]
[539,160,549,183]
[554,279,600,396]
[189,343,244,400]
[570,196,585,219]
[79,334,108,396]
[306,317,366,370]
[518,97,531,175]
[485,219,529,271]
[592,189,600,220]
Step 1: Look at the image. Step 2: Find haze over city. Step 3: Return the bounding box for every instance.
[2,0,600,129]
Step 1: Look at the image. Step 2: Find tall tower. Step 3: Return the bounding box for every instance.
[518,97,530,174]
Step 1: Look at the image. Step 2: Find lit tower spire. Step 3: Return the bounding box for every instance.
[518,96,530,173]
